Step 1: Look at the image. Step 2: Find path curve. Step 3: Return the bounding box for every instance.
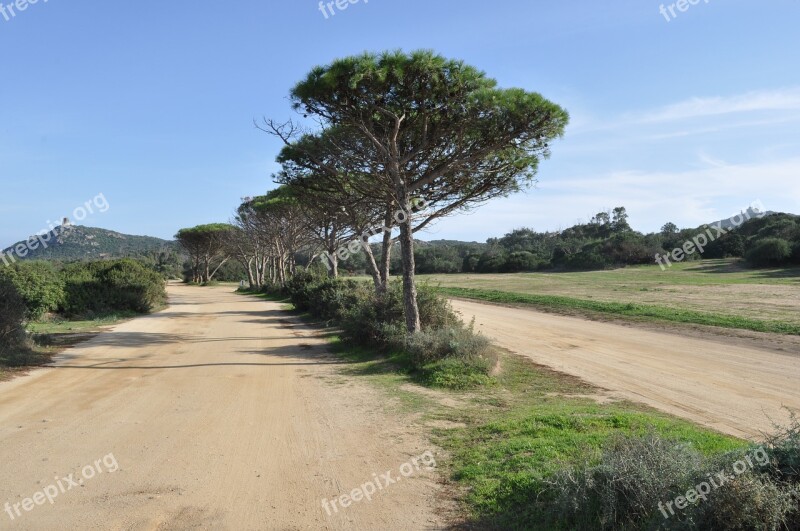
[451,299,800,439]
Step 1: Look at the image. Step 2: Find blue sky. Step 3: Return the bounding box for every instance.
[1,0,799,246]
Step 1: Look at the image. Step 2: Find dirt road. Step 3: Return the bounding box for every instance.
[0,285,443,530]
[451,299,800,439]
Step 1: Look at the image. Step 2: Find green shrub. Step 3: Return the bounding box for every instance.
[339,283,405,348]
[0,277,31,365]
[549,430,800,530]
[61,259,167,317]
[59,263,98,316]
[502,251,543,272]
[283,274,496,388]
[338,281,460,350]
[476,250,508,273]
[763,413,800,486]
[415,283,460,330]
[564,250,609,271]
[692,474,796,531]
[306,278,365,322]
[403,319,491,367]
[285,270,317,311]
[257,282,286,297]
[0,262,64,320]
[103,260,167,312]
[550,432,703,529]
[747,238,792,267]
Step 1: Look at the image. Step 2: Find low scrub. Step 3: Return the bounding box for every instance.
[0,262,65,320]
[403,319,491,366]
[306,279,365,323]
[747,237,793,267]
[1,260,166,369]
[692,474,796,531]
[282,274,494,388]
[549,433,704,529]
[0,277,30,365]
[547,425,800,530]
[61,259,167,317]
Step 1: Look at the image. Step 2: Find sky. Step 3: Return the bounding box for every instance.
[1,0,799,247]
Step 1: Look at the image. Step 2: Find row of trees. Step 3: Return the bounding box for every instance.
[176,202,799,300]
[332,208,800,275]
[178,50,569,333]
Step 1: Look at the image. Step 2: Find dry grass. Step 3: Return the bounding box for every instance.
[419,259,800,328]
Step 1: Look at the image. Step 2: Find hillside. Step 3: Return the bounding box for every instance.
[713,208,777,230]
[1,225,176,262]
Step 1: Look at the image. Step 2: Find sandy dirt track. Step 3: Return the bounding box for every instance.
[0,285,443,530]
[451,299,800,439]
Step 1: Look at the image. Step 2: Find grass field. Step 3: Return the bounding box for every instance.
[419,259,800,334]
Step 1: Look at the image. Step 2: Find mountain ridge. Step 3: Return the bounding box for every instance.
[1,225,176,263]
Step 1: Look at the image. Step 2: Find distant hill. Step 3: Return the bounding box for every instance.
[2,225,176,262]
[710,208,778,231]
[419,239,483,246]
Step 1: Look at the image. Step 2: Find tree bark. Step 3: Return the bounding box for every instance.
[208,257,230,282]
[378,207,394,294]
[326,250,339,279]
[245,258,255,289]
[397,204,421,333]
[360,239,383,291]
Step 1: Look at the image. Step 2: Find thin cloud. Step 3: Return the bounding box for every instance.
[570,87,800,136]
[425,156,800,240]
[638,87,800,123]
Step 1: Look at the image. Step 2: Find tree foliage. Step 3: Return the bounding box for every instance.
[268,50,568,332]
[175,224,233,284]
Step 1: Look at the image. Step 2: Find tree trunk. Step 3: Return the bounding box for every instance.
[378,232,392,294]
[245,258,255,289]
[208,257,230,282]
[381,205,396,288]
[277,255,286,286]
[192,257,202,284]
[327,249,339,279]
[257,254,267,287]
[397,207,421,334]
[360,239,383,291]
